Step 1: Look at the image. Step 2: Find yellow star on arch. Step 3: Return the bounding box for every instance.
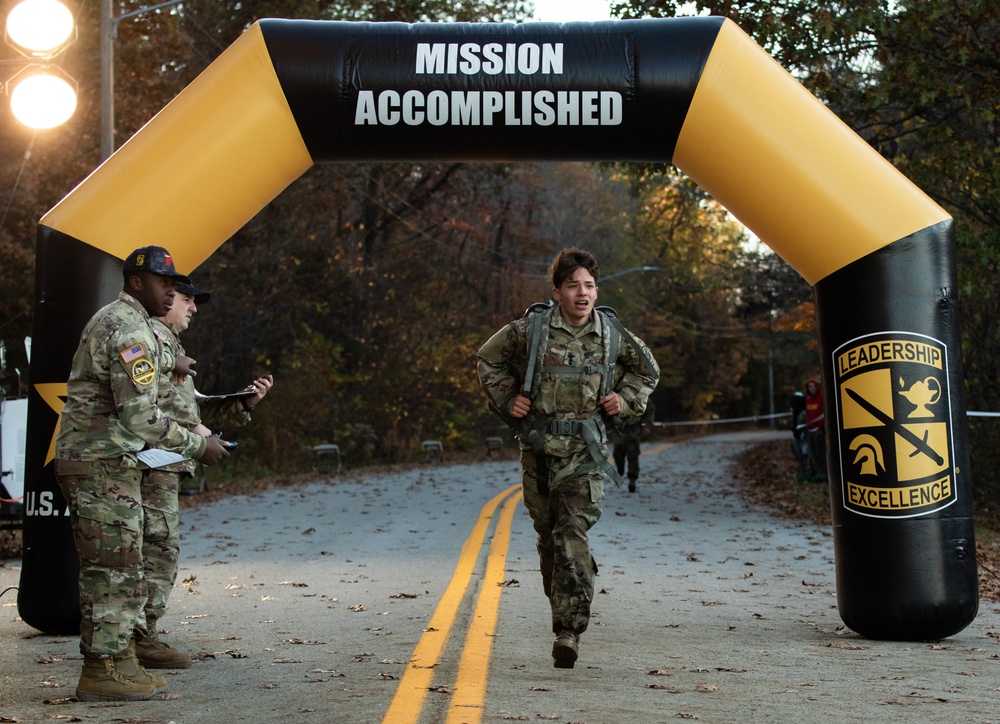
[34,383,68,466]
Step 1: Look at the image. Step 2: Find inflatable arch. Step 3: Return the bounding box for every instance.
[21,17,977,640]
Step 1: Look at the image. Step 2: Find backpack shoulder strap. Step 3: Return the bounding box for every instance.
[595,308,621,398]
[521,301,553,398]
[595,306,656,378]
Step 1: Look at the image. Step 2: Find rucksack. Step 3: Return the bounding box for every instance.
[520,300,655,402]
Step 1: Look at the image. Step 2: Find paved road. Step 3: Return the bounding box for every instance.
[1,430,998,723]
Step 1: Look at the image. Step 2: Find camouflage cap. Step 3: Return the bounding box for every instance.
[123,246,191,283]
[175,281,211,304]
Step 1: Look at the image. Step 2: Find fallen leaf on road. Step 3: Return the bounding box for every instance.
[40,697,74,706]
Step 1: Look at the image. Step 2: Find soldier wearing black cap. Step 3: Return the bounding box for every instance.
[137,279,272,670]
[54,246,232,702]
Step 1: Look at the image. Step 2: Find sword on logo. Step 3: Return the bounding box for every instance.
[845,388,944,466]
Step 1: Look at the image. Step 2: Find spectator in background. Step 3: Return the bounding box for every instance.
[805,378,827,483]
[790,391,808,482]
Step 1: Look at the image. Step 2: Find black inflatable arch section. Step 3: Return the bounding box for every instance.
[21,18,977,640]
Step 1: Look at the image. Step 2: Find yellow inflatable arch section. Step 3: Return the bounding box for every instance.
[22,18,976,641]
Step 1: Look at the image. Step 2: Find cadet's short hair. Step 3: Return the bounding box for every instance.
[550,247,600,289]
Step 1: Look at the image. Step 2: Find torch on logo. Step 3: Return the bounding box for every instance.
[833,331,956,519]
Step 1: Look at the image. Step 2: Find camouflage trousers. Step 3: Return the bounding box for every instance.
[520,446,604,635]
[54,458,146,657]
[141,469,182,626]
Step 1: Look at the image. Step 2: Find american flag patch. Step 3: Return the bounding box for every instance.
[120,344,146,364]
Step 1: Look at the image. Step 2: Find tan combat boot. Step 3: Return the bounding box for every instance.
[134,618,192,669]
[552,631,579,669]
[115,641,169,690]
[76,655,158,702]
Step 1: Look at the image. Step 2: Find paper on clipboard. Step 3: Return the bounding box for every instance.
[137,449,191,468]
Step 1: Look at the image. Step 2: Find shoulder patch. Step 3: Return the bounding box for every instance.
[154,328,168,343]
[130,358,156,386]
[120,343,147,364]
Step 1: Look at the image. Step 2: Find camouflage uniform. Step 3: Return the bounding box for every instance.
[478,305,659,635]
[55,293,207,658]
[141,319,250,627]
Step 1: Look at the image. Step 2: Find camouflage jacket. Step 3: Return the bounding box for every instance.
[152,318,251,473]
[477,305,660,457]
[56,293,207,464]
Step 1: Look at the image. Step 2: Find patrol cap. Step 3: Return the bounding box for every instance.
[175,281,211,304]
[123,246,191,283]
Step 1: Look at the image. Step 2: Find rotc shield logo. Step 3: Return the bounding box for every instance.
[833,331,956,519]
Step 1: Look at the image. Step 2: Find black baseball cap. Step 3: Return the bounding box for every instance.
[175,281,211,304]
[123,246,191,283]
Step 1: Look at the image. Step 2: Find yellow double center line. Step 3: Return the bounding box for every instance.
[382,483,522,724]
